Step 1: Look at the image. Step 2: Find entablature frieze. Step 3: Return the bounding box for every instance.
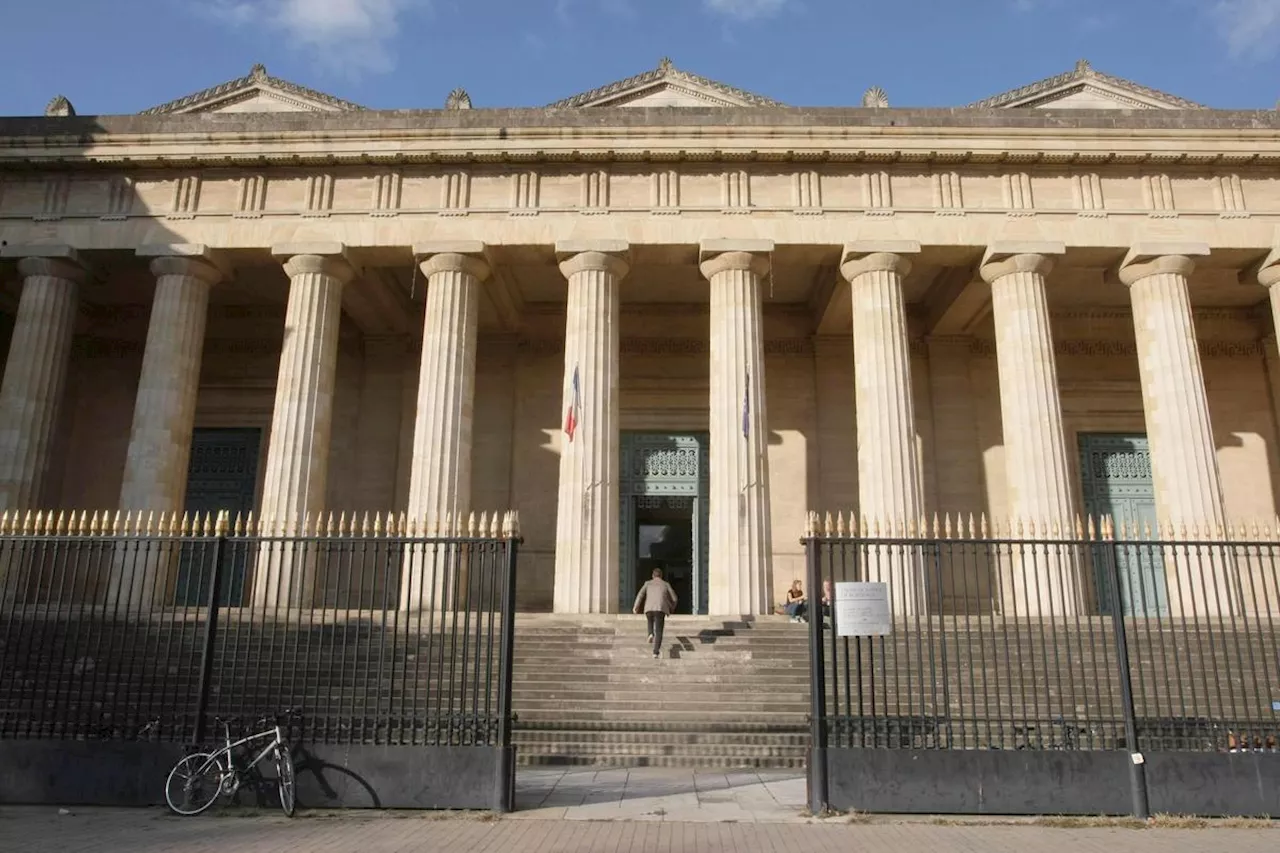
[8,158,1280,232]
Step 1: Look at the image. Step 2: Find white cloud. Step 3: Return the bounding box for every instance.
[1212,0,1280,59]
[703,0,790,21]
[196,0,425,74]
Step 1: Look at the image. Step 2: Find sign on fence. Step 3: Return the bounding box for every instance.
[834,581,892,636]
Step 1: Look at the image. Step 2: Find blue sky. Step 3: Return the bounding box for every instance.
[3,0,1280,115]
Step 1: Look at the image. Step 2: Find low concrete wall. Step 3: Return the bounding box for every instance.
[0,741,515,811]
[825,748,1280,816]
[825,749,1131,815]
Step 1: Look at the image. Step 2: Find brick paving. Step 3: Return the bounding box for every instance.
[0,768,1275,852]
[0,807,1276,853]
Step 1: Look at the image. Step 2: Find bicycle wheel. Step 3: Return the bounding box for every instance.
[274,744,296,817]
[165,752,224,816]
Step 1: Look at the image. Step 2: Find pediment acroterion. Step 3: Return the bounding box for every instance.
[970,60,1202,110]
[549,58,782,108]
[139,63,363,116]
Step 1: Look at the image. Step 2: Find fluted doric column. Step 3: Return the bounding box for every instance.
[254,245,354,608]
[1256,248,1280,356]
[840,242,923,615]
[1120,243,1235,616]
[0,246,86,511]
[701,240,773,616]
[553,241,628,614]
[980,243,1080,615]
[119,246,224,513]
[402,243,489,610]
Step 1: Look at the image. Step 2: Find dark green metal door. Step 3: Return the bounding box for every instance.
[176,427,261,605]
[1078,433,1168,616]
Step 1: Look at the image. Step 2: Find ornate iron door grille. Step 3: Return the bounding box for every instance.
[619,432,709,614]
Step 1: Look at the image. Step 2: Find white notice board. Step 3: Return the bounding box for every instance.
[834,582,892,637]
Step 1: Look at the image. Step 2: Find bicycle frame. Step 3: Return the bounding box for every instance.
[197,724,286,782]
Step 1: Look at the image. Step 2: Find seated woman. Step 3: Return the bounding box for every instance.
[783,579,807,622]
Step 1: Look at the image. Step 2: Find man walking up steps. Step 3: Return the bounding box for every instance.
[633,568,678,658]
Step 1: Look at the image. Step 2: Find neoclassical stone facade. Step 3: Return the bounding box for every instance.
[3,60,1280,614]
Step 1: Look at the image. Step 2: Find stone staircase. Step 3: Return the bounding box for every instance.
[511,615,813,769]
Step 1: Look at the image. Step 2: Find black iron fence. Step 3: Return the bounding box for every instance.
[0,509,521,768]
[803,512,1280,816]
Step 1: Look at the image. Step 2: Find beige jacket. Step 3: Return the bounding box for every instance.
[634,578,677,614]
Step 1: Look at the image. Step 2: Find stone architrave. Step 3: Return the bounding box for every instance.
[553,240,628,614]
[254,244,355,609]
[1120,243,1236,616]
[402,243,489,611]
[980,243,1080,616]
[0,245,87,511]
[840,241,924,616]
[700,240,773,617]
[108,246,225,609]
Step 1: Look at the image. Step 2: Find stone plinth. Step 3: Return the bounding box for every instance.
[701,241,773,617]
[553,242,627,614]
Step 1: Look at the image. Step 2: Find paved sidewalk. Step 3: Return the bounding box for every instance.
[514,768,806,821]
[0,808,1275,853]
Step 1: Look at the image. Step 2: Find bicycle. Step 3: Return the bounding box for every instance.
[164,709,299,817]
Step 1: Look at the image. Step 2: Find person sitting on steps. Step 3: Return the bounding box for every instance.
[633,567,678,659]
[783,579,807,622]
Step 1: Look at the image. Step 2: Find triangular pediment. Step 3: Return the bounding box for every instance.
[970,60,1202,110]
[139,64,363,116]
[549,58,782,108]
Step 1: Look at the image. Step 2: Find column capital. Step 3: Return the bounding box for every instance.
[1256,247,1280,288]
[417,252,490,283]
[556,240,630,279]
[272,243,356,283]
[1118,242,1209,286]
[139,246,224,284]
[840,241,919,281]
[979,241,1064,282]
[699,240,772,279]
[2,244,90,284]
[137,244,229,284]
[413,241,491,281]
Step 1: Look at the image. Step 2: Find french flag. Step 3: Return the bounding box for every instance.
[564,365,581,442]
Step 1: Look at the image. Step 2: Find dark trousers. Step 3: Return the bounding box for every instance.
[645,611,666,655]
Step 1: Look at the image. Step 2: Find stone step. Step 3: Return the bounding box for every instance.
[512,722,803,742]
[516,753,807,769]
[513,742,806,760]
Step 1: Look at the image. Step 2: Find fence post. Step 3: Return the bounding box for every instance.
[1104,527,1150,820]
[190,511,228,748]
[494,517,521,813]
[804,519,829,814]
